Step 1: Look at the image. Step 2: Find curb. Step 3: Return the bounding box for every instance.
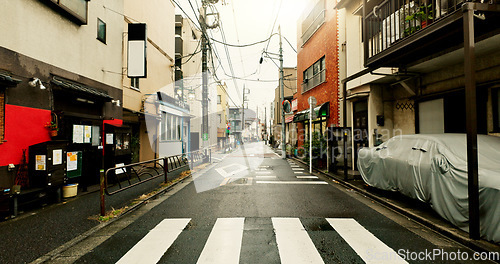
[290,157,500,255]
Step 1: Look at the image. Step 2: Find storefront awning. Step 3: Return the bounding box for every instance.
[293,102,329,122]
[0,72,22,87]
[51,76,113,101]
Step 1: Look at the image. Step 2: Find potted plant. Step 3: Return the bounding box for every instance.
[45,121,58,137]
[404,3,433,36]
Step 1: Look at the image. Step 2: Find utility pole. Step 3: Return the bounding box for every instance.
[279,26,286,159]
[200,4,209,157]
[200,0,219,159]
[242,84,245,145]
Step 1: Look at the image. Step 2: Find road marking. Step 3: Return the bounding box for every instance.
[326,218,408,264]
[257,181,328,185]
[116,218,191,264]
[292,168,305,171]
[256,175,277,179]
[272,218,325,264]
[296,176,318,179]
[294,171,305,174]
[220,178,231,186]
[256,171,272,174]
[215,163,248,178]
[197,218,245,264]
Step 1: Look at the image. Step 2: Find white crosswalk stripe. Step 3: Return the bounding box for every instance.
[197,218,245,264]
[116,218,191,264]
[272,218,325,264]
[327,218,408,264]
[117,218,408,264]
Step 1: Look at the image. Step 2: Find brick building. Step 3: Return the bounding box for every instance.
[294,0,340,149]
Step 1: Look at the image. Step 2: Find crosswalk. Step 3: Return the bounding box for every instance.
[115,217,408,264]
[253,160,328,185]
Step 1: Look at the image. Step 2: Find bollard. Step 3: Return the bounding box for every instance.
[100,171,106,216]
[163,158,168,183]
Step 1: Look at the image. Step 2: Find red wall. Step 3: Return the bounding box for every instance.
[296,8,339,147]
[0,105,51,166]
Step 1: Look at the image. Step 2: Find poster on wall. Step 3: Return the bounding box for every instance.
[67,152,78,171]
[53,149,62,165]
[35,155,46,171]
[84,126,92,143]
[73,125,84,143]
[106,133,114,145]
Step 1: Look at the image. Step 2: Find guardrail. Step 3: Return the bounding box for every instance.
[100,149,210,216]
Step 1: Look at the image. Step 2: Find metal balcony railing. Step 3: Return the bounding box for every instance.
[302,69,326,93]
[365,0,465,59]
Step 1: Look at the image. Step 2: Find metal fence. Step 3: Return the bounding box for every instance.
[100,149,210,216]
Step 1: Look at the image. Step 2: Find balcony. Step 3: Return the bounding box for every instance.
[363,0,500,68]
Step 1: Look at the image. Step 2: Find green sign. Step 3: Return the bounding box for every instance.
[202,133,209,141]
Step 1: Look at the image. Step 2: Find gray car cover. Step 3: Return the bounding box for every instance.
[358,134,500,243]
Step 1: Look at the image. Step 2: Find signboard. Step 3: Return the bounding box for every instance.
[202,133,209,141]
[285,115,295,123]
[127,23,147,78]
[291,99,298,111]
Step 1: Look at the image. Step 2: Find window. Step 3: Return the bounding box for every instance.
[46,0,88,24]
[217,95,221,104]
[161,112,166,140]
[301,0,325,44]
[162,113,183,141]
[0,89,4,141]
[97,18,106,43]
[218,114,222,125]
[131,78,140,89]
[302,57,326,93]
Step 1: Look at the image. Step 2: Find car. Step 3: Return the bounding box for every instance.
[357,134,500,243]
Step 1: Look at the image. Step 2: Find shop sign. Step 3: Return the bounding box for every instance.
[291,99,298,111]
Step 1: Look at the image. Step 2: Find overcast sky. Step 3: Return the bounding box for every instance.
[174,0,310,121]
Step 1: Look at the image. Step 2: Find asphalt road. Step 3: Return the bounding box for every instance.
[52,142,496,263]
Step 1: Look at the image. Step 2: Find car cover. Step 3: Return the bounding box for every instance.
[358,134,500,243]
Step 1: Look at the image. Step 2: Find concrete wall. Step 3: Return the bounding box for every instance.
[0,0,123,89]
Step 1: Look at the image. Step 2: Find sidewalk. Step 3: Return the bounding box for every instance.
[289,156,500,254]
[0,167,188,264]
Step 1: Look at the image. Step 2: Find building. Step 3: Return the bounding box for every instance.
[216,83,230,149]
[335,0,500,171]
[122,0,188,163]
[0,0,124,189]
[228,107,242,146]
[294,0,341,168]
[336,0,398,170]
